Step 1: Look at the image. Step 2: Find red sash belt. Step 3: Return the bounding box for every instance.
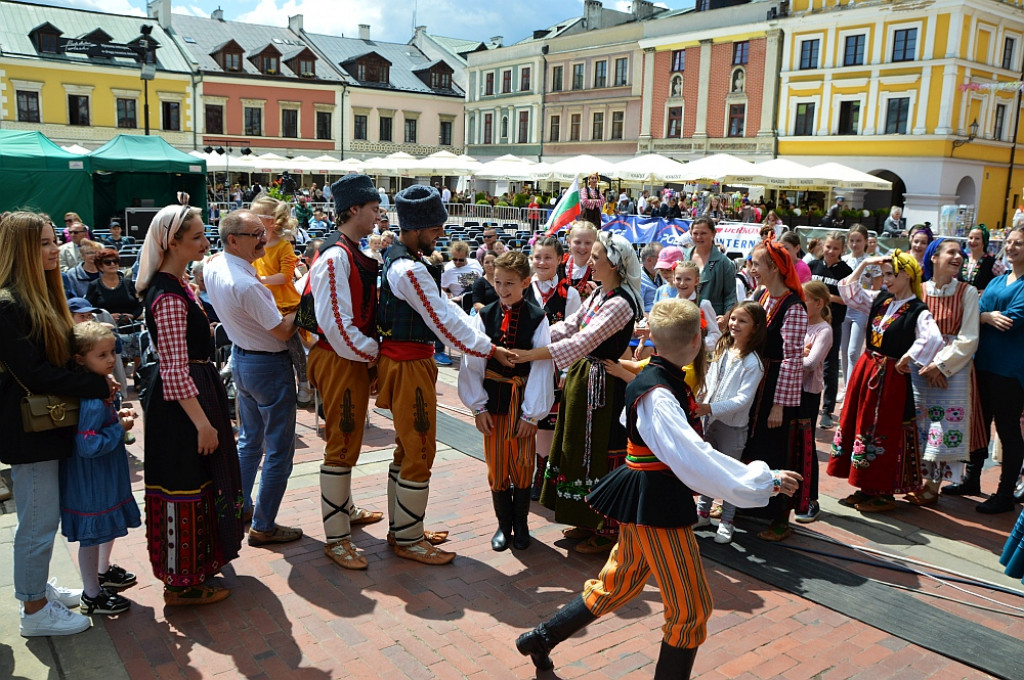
[380,339,434,361]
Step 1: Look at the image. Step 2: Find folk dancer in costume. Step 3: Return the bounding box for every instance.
[305,175,386,570]
[513,232,645,555]
[907,239,984,506]
[516,299,802,677]
[524,236,582,500]
[458,252,554,551]
[376,185,516,565]
[578,172,606,227]
[742,240,811,542]
[828,250,943,513]
[557,221,598,298]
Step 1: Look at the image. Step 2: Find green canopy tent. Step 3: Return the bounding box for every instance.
[0,130,93,225]
[89,135,207,235]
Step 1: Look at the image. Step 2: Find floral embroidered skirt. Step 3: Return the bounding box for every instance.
[911,362,986,466]
[827,352,922,495]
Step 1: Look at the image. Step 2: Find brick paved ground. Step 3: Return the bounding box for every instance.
[3,367,1022,679]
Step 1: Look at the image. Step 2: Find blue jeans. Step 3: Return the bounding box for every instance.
[11,460,61,601]
[840,308,867,388]
[232,348,297,533]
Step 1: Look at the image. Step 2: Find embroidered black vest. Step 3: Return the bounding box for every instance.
[525,280,569,324]
[480,299,547,414]
[866,291,927,359]
[144,272,211,362]
[377,241,444,344]
[587,288,639,361]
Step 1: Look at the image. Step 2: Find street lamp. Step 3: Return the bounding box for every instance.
[952,118,980,149]
[137,25,157,136]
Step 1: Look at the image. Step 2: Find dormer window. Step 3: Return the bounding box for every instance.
[212,39,244,72]
[414,60,454,91]
[263,55,279,74]
[39,32,58,53]
[224,52,241,71]
[299,58,314,75]
[286,48,318,78]
[343,52,392,84]
[29,23,62,54]
[431,71,450,89]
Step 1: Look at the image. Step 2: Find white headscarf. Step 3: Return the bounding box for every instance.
[135,192,195,294]
[597,232,644,320]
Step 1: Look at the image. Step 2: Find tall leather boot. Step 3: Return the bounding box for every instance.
[531,456,546,501]
[653,642,698,680]
[511,485,532,550]
[943,448,985,496]
[515,595,597,671]
[320,465,367,570]
[491,488,514,551]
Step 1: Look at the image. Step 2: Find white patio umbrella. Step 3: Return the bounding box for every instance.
[249,152,294,173]
[416,150,481,176]
[472,155,543,181]
[809,162,892,190]
[310,155,364,175]
[676,153,758,184]
[745,158,835,189]
[362,152,425,176]
[545,154,618,182]
[610,154,689,183]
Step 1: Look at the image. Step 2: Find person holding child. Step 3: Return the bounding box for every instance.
[515,298,802,677]
[60,322,141,616]
[459,252,555,551]
[694,300,767,543]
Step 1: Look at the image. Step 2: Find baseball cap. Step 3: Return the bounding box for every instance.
[67,297,101,314]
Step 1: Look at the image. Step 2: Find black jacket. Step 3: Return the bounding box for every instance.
[0,290,109,465]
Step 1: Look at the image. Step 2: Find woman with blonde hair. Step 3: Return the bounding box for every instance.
[251,195,311,405]
[0,211,116,636]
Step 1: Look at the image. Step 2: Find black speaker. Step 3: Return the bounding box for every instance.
[124,208,162,240]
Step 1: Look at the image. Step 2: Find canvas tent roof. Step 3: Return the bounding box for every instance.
[90,134,206,174]
[0,129,93,224]
[0,129,91,172]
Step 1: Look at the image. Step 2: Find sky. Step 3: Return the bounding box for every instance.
[35,0,695,46]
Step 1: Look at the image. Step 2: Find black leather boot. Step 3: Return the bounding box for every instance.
[531,456,546,500]
[515,595,597,671]
[511,486,532,550]
[491,489,514,551]
[653,642,698,679]
[943,448,985,496]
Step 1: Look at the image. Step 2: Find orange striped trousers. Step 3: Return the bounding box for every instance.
[582,522,713,649]
[485,413,536,491]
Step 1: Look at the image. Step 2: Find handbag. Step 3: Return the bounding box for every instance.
[0,360,80,433]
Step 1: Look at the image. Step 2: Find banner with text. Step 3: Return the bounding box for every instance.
[597,216,760,256]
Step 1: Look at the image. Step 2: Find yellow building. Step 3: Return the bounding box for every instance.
[0,1,195,150]
[778,0,1024,229]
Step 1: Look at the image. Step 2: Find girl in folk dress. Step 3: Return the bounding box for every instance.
[743,241,811,541]
[694,301,767,543]
[960,224,1004,293]
[559,221,598,298]
[907,239,984,506]
[828,251,944,513]
[672,261,722,352]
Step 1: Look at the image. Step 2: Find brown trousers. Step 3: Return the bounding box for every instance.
[375,355,437,483]
[307,345,370,467]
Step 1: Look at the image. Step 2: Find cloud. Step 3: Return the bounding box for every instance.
[22,0,144,16]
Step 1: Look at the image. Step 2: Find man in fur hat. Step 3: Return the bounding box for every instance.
[376,185,515,565]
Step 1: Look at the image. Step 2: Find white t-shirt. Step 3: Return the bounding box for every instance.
[441,260,483,297]
[204,252,286,352]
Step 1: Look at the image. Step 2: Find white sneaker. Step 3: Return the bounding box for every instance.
[20,600,91,637]
[694,513,711,528]
[297,384,313,405]
[715,521,735,544]
[46,578,82,608]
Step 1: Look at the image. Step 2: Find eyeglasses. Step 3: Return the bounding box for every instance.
[64,219,74,223]
[484,234,497,239]
[234,230,267,239]
[100,259,120,266]
[452,258,466,264]
[69,230,86,234]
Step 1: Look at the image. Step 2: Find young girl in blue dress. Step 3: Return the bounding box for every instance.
[60,321,141,616]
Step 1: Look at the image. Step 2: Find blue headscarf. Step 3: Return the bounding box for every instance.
[922,237,964,283]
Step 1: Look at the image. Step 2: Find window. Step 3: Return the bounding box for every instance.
[161,101,180,131]
[354,114,368,140]
[68,95,89,126]
[994,103,1007,140]
[502,70,512,93]
[728,104,745,137]
[379,116,393,142]
[799,39,819,70]
[355,59,389,83]
[594,61,607,88]
[671,49,685,72]
[570,113,581,141]
[483,113,493,144]
[794,102,815,136]
[244,106,262,136]
[281,108,298,138]
[884,97,910,134]
[611,111,624,139]
[316,111,332,140]
[440,120,453,146]
[842,34,866,67]
[552,65,563,92]
[16,91,40,123]
[592,112,604,140]
[892,28,916,62]
[518,111,529,143]
[485,72,494,95]
[667,107,682,138]
[37,32,58,53]
[614,58,628,86]
[520,67,531,91]
[549,115,560,142]
[205,104,223,134]
[116,98,137,129]
[223,51,241,71]
[404,118,417,143]
[1004,37,1016,70]
[838,101,860,135]
[430,70,451,89]
[733,42,749,65]
[262,55,279,75]
[572,63,585,90]
[298,58,315,76]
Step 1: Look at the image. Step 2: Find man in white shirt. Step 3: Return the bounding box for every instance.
[204,210,302,547]
[441,185,452,204]
[59,221,89,271]
[305,175,385,571]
